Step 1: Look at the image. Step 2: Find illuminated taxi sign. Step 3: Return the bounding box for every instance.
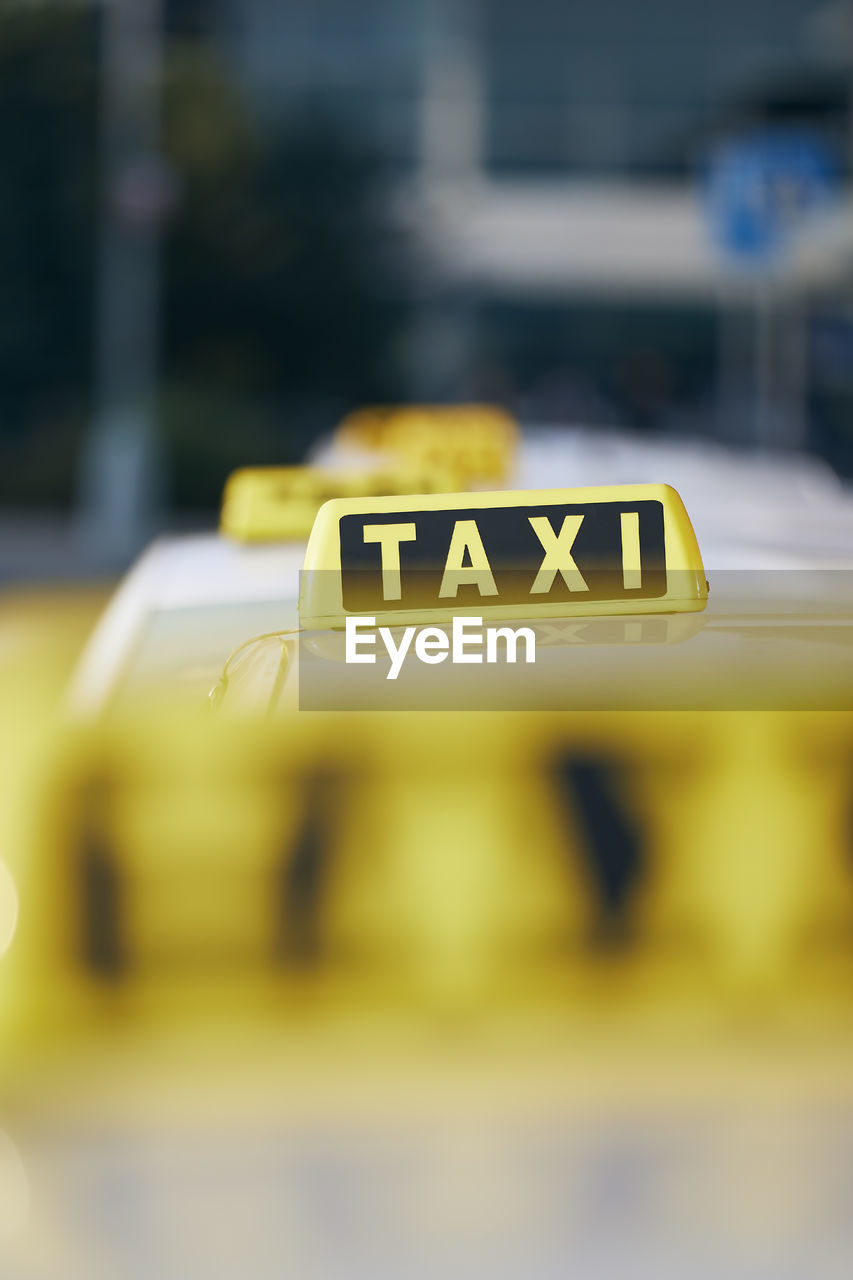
[220,464,459,543]
[335,404,518,483]
[300,484,708,629]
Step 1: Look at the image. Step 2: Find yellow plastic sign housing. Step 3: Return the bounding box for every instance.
[299,483,708,630]
[220,464,460,542]
[335,404,518,484]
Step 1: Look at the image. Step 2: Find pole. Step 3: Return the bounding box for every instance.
[77,0,165,567]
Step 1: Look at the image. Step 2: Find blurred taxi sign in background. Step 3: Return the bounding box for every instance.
[334,404,519,484]
[220,462,462,543]
[299,482,708,629]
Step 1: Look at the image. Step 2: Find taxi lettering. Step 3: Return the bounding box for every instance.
[298,484,708,629]
[339,501,666,612]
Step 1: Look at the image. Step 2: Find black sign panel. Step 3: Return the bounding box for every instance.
[339,500,666,613]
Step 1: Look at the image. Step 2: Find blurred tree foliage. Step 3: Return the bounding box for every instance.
[0,3,403,511]
[0,3,96,507]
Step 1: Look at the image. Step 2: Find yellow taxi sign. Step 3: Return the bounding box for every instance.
[220,464,461,542]
[335,404,518,484]
[299,483,708,629]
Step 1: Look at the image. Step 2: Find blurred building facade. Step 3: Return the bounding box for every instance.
[213,0,853,463]
[2,0,853,573]
[220,0,852,179]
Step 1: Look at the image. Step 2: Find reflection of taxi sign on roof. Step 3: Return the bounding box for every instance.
[335,404,518,484]
[299,483,708,629]
[220,464,460,542]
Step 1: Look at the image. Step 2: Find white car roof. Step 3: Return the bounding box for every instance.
[70,426,853,715]
[68,536,305,716]
[517,427,853,570]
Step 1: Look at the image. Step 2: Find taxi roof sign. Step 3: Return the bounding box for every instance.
[220,464,461,542]
[335,404,518,484]
[299,483,708,629]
